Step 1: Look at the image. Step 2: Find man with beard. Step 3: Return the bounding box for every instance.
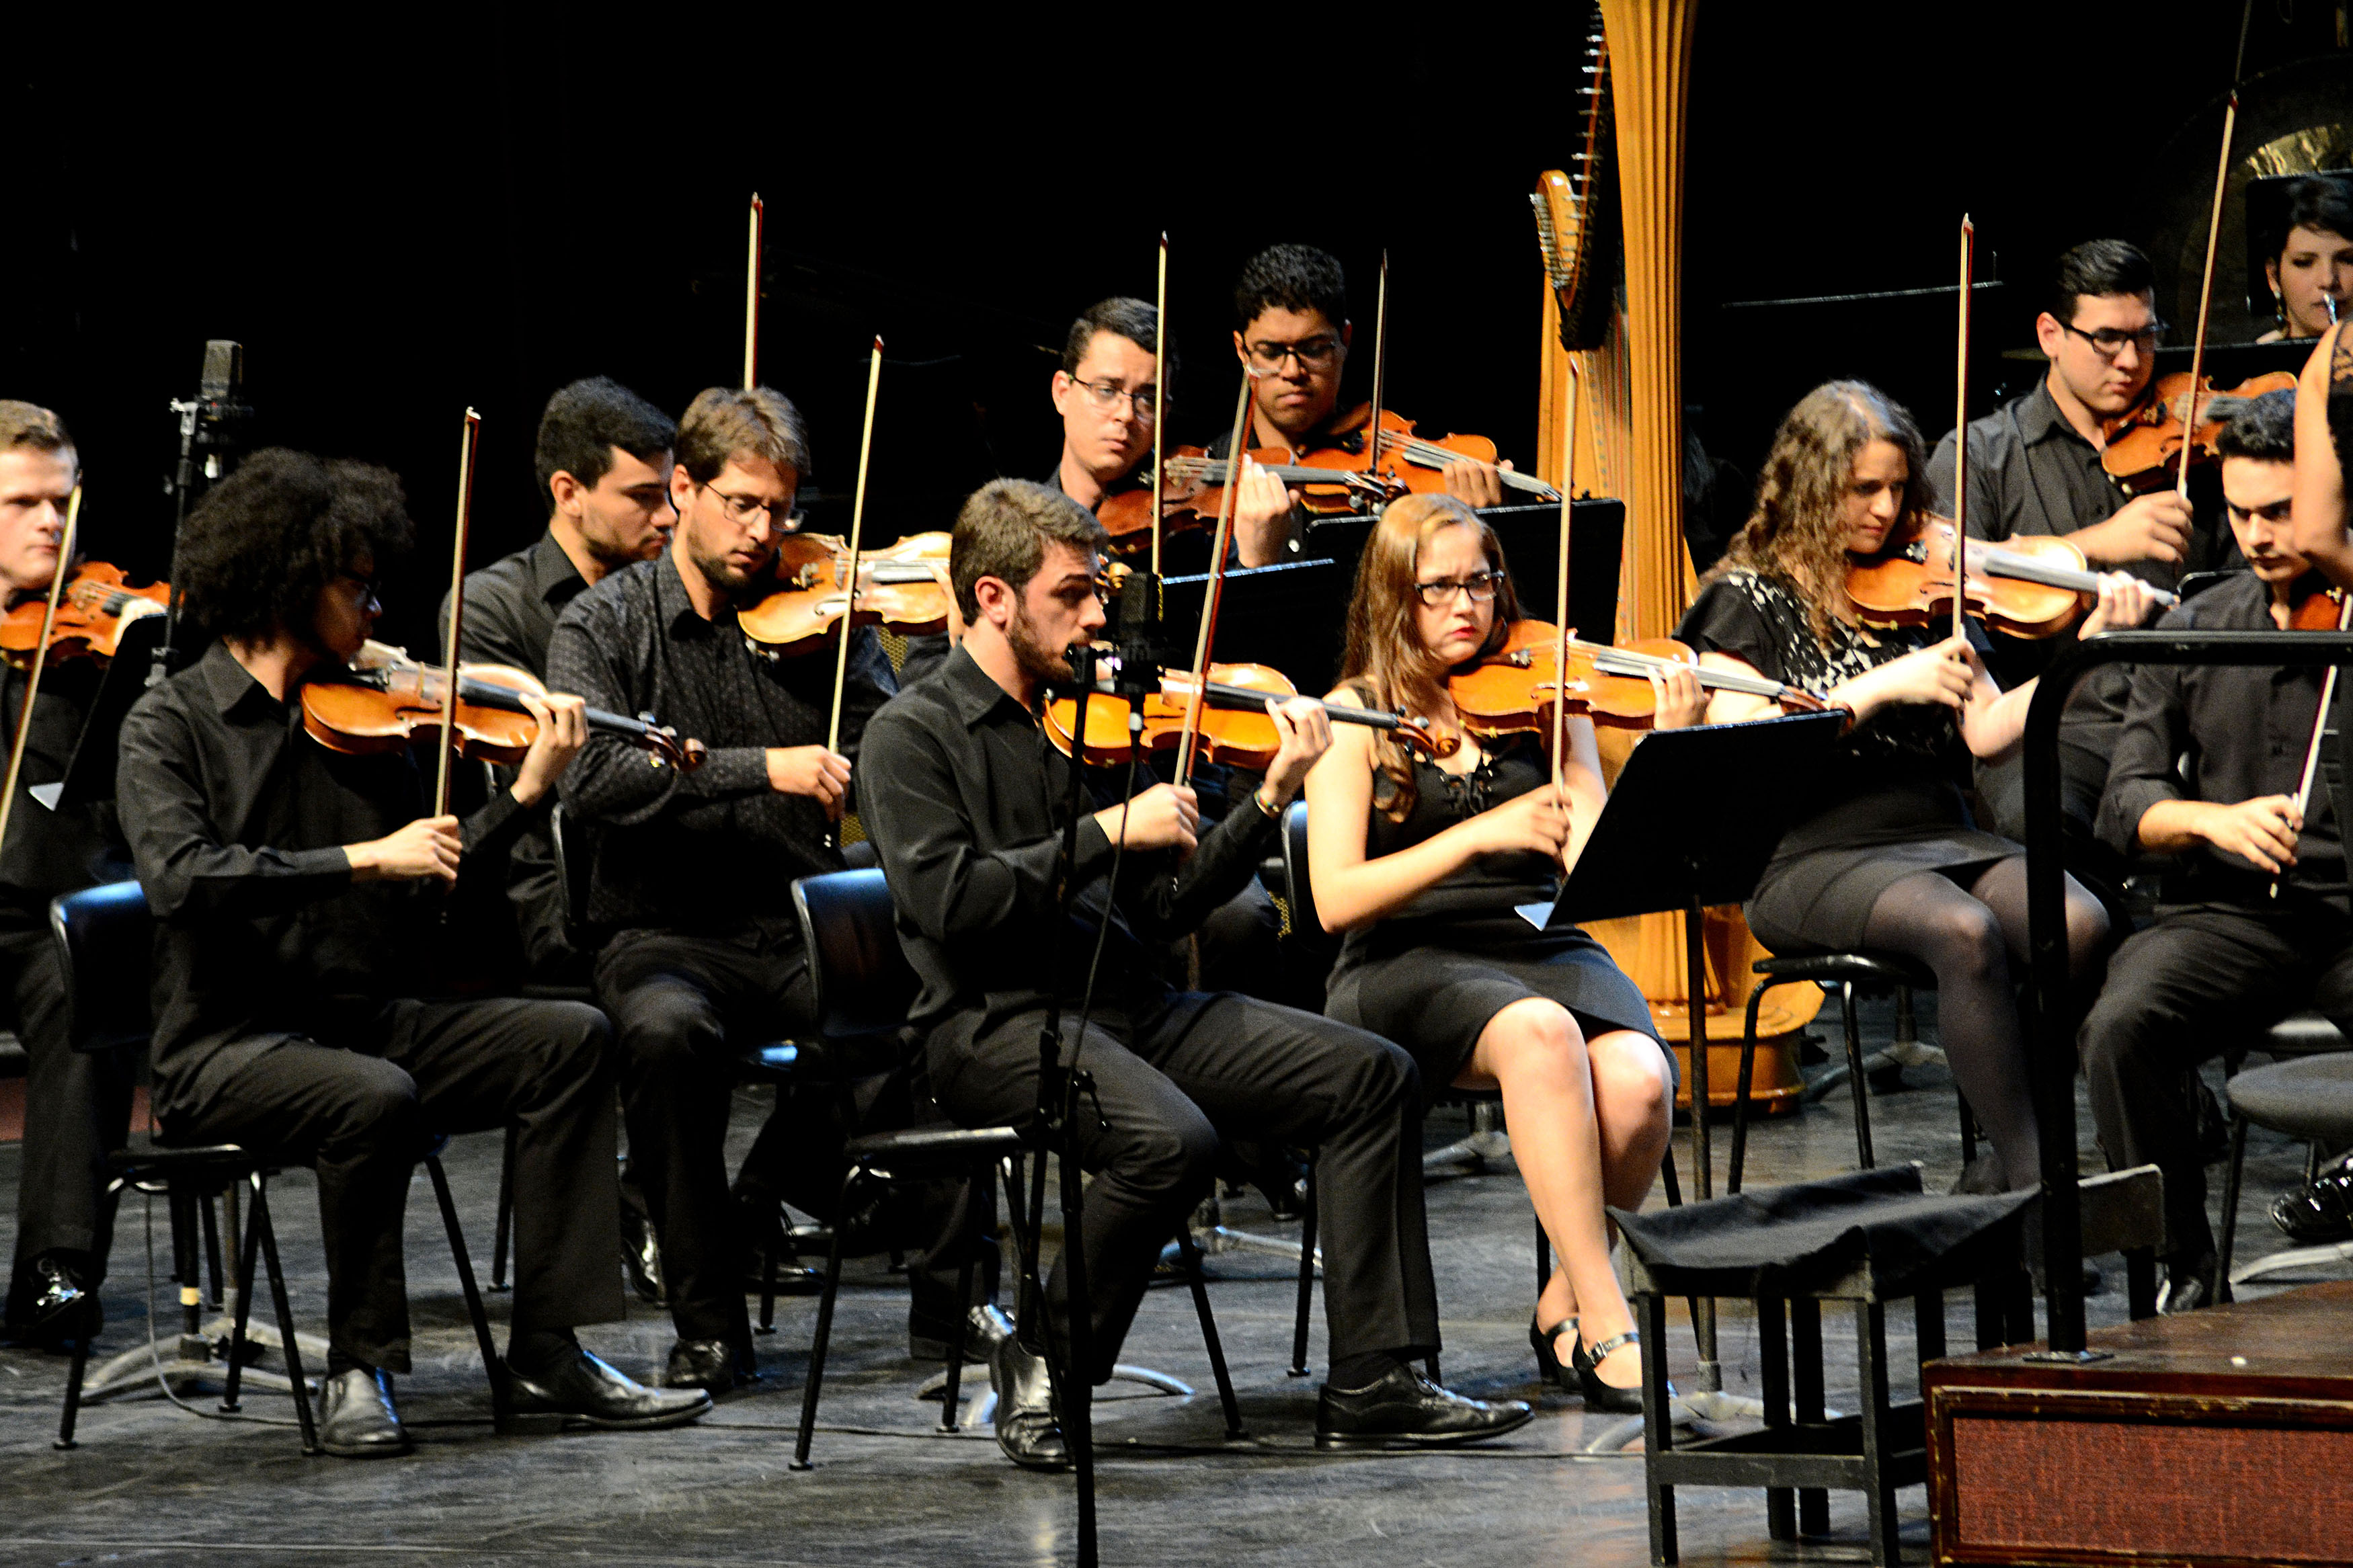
[548,386,988,1391]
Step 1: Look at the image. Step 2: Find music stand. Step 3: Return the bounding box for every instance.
[1525,709,1845,1395]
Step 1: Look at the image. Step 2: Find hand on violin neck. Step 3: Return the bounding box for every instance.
[2079,573,2161,636]
[1093,782,1197,854]
[1441,455,1505,511]
[2070,492,2191,568]
[509,690,588,809]
[768,745,852,820]
[1257,696,1335,806]
[1645,663,1710,732]
[347,815,461,886]
[1232,456,1295,569]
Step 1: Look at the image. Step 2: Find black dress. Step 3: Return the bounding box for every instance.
[1322,730,1669,1106]
[1676,568,2017,952]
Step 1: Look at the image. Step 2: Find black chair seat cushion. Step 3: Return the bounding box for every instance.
[1609,1165,2032,1298]
[1751,950,1936,990]
[2227,1055,2353,1143]
[2255,1012,2350,1059]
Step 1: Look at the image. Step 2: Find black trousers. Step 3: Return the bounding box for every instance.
[2080,903,2353,1260]
[929,992,1436,1383]
[2,920,134,1326]
[167,997,621,1373]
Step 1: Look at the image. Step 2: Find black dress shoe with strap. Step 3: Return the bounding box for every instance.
[1314,1364,1534,1450]
[318,1368,413,1459]
[1570,1329,1649,1415]
[511,1350,712,1430]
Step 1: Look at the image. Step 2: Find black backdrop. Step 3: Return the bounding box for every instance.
[8,3,2344,655]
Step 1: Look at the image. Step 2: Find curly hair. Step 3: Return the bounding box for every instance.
[174,448,413,643]
[1707,380,1931,649]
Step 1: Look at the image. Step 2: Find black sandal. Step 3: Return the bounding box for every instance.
[1570,1329,1646,1414]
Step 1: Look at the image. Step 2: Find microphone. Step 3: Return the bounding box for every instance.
[1111,568,1165,704]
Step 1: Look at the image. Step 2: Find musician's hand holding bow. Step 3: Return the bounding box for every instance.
[2196,795,2303,874]
[348,815,463,886]
[1468,781,1572,864]
[1094,782,1199,853]
[768,745,853,821]
[1831,635,1975,723]
[2070,491,2192,567]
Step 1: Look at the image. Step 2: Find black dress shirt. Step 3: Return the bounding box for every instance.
[0,657,114,921]
[859,641,1279,1032]
[546,548,893,938]
[2096,571,2347,911]
[116,641,532,1123]
[440,528,590,977]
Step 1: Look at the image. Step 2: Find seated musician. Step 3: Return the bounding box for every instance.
[859,478,1533,1469]
[446,376,677,1305]
[2083,388,2346,1313]
[0,403,133,1352]
[1303,493,1702,1409]
[1677,381,2147,1194]
[2256,176,2352,343]
[547,386,988,1393]
[115,449,708,1457]
[1928,241,2210,892]
[1220,245,1513,569]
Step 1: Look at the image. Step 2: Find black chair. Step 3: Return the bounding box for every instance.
[49,880,512,1454]
[2217,1012,2353,1295]
[1728,950,1955,1194]
[787,867,1244,1469]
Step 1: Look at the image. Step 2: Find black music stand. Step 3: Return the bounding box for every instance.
[1525,710,1845,1395]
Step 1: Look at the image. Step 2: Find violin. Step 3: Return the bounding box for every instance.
[1280,407,1559,506]
[0,562,169,668]
[737,530,953,653]
[1094,448,1396,548]
[2100,370,2298,493]
[1448,619,1825,738]
[1042,661,1453,770]
[1845,514,2176,639]
[301,645,706,772]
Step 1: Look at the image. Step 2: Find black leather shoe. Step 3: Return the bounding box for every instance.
[1314,1364,1534,1450]
[1570,1330,1650,1415]
[511,1350,711,1430]
[2157,1253,2219,1315]
[988,1333,1067,1471]
[619,1196,666,1307]
[2271,1165,2353,1243]
[662,1338,737,1394]
[9,1255,90,1348]
[912,1303,1013,1364]
[317,1368,412,1459]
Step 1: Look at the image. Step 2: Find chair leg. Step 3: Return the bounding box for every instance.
[490,1125,516,1293]
[1841,983,1874,1169]
[1855,1299,1898,1567]
[425,1155,511,1421]
[2124,1249,2159,1321]
[1172,1229,1244,1440]
[56,1178,126,1450]
[223,1172,266,1413]
[1792,1297,1827,1535]
[1289,1159,1318,1377]
[1957,1091,1978,1167]
[1640,1288,1678,1565]
[791,1163,861,1471]
[758,1207,785,1335]
[1730,977,1777,1194]
[937,1168,981,1435]
[200,1190,225,1311]
[169,1184,202,1337]
[2217,1111,2251,1298]
[1759,1296,1793,1540]
[251,1177,321,1455]
[1659,1149,1682,1207]
[1533,1213,1550,1296]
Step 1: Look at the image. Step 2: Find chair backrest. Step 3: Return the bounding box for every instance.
[548,803,592,944]
[1281,800,1320,940]
[48,880,153,1053]
[791,868,920,1040]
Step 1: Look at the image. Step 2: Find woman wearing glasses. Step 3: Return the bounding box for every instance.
[1302,493,1702,1410]
[1677,381,2149,1199]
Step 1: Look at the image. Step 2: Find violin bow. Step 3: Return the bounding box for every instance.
[1954,214,1974,648]
[1549,360,1578,791]
[2179,3,2254,504]
[1150,232,1168,581]
[2277,590,2353,899]
[1172,369,1260,788]
[0,484,81,856]
[434,409,482,820]
[744,193,764,389]
[826,337,885,758]
[1365,249,1390,480]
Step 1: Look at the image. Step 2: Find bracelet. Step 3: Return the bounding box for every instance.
[1251,787,1283,820]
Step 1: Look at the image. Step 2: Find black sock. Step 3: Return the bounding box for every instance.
[325,1350,374,1379]
[1328,1351,1402,1389]
[506,1327,581,1377]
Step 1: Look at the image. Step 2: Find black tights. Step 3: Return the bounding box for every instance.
[1859,857,2107,1191]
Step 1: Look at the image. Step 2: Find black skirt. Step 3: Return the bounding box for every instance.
[1326,913,1673,1108]
[1745,780,2018,953]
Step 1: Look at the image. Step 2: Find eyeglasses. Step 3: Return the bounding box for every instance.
[1413,571,1504,608]
[1245,335,1343,371]
[702,484,803,529]
[1067,376,1157,421]
[2057,319,2165,358]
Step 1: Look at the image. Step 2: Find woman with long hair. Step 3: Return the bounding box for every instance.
[1677,380,2151,1196]
[1304,493,1703,1409]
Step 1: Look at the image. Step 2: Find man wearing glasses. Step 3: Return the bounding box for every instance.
[547,386,928,1393]
[1219,245,1510,568]
[1925,241,2183,915]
